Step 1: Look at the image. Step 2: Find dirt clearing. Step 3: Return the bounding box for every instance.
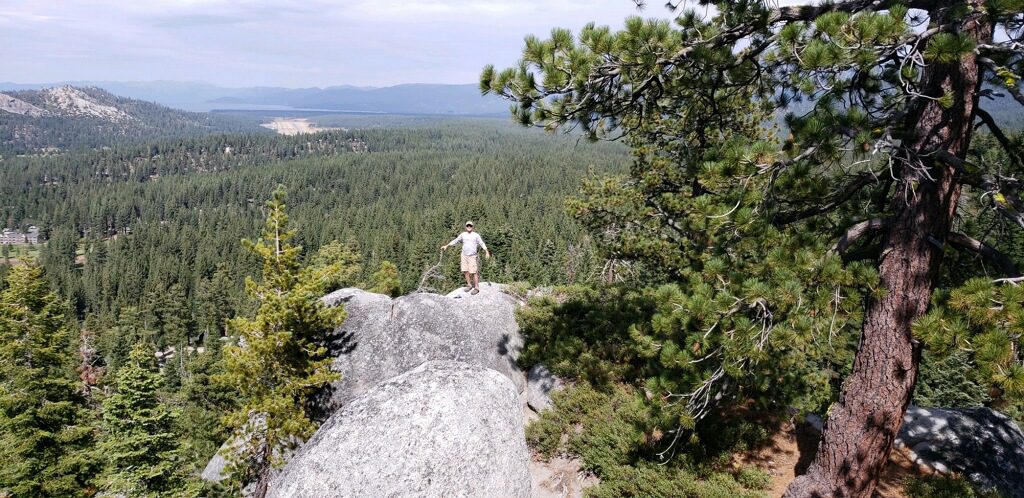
[260,118,340,135]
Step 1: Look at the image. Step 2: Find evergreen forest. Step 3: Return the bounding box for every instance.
[3,1,1024,497]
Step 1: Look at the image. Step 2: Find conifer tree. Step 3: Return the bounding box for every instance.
[310,239,363,291]
[160,283,191,348]
[176,336,235,472]
[196,264,236,341]
[98,342,195,497]
[483,2,1024,495]
[370,260,402,297]
[216,186,344,498]
[0,265,98,497]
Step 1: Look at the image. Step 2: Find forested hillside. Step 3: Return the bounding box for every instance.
[0,86,259,154]
[1,122,628,334]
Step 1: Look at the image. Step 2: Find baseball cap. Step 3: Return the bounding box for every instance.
[466,221,474,227]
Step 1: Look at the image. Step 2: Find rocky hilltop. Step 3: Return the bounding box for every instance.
[1,86,138,122]
[203,283,1024,498]
[0,86,255,154]
[0,93,49,117]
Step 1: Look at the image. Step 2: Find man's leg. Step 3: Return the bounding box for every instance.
[473,272,480,289]
[463,271,473,290]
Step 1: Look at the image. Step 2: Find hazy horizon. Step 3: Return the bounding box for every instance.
[0,0,673,88]
[0,79,489,90]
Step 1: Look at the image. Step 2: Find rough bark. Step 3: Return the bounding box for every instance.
[254,442,272,498]
[784,3,992,497]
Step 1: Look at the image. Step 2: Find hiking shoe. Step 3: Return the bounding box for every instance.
[470,288,480,295]
[463,286,473,292]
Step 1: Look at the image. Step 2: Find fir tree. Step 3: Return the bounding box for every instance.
[215,186,344,498]
[98,342,195,497]
[0,265,98,497]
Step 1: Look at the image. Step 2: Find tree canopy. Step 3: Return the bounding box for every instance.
[483,1,1024,496]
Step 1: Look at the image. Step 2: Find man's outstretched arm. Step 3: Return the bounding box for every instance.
[440,233,462,251]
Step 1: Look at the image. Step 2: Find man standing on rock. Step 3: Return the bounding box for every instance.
[441,221,491,295]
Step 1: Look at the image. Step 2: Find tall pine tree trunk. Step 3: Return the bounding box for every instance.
[784,3,992,497]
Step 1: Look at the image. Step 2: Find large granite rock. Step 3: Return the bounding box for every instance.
[896,406,1024,497]
[318,284,525,414]
[268,360,532,498]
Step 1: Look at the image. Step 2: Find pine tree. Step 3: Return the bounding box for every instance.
[176,336,235,472]
[482,2,1024,495]
[100,306,151,373]
[310,239,362,291]
[196,264,235,341]
[370,260,402,297]
[98,342,195,497]
[160,283,191,348]
[215,186,344,498]
[0,265,98,497]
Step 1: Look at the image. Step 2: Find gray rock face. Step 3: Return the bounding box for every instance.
[0,93,49,117]
[527,364,565,413]
[268,360,531,498]
[896,406,1024,497]
[318,284,524,415]
[201,448,229,483]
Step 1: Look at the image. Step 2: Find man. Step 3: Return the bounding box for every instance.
[441,221,491,295]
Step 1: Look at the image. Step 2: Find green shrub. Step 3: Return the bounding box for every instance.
[735,467,772,491]
[527,382,769,498]
[904,474,1003,498]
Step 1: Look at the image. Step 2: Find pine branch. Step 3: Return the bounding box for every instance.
[978,57,1024,107]
[994,276,1024,285]
[830,218,888,254]
[948,149,1024,229]
[947,232,1022,277]
[772,172,878,226]
[975,107,1024,169]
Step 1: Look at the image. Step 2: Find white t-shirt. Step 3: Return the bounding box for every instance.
[448,231,488,256]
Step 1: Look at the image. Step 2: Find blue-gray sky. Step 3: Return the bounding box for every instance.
[0,0,676,87]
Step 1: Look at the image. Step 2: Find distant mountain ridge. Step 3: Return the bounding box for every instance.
[0,86,258,154]
[207,84,510,115]
[0,81,510,115]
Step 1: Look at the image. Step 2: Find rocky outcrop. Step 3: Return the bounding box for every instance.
[268,360,531,498]
[42,86,132,121]
[896,406,1024,497]
[0,93,49,117]
[527,364,564,413]
[206,284,599,497]
[317,283,524,415]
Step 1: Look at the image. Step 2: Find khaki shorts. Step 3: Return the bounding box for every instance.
[460,253,479,274]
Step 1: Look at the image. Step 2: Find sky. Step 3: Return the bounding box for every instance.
[0,0,680,88]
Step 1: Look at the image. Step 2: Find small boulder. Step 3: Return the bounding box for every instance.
[268,360,532,498]
[527,363,564,413]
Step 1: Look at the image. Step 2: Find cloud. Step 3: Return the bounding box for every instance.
[148,14,251,28]
[0,0,673,87]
